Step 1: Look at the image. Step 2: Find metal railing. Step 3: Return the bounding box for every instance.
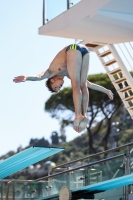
[1,142,133,200]
[42,0,81,25]
[51,141,133,171]
[33,142,133,200]
[35,154,124,182]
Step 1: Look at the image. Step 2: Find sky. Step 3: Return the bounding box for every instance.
[0,0,106,156]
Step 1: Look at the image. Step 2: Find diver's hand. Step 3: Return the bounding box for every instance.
[13,76,26,83]
[107,90,114,100]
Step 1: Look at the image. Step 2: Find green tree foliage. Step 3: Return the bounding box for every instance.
[29,137,49,147]
[86,73,122,152]
[45,73,122,153]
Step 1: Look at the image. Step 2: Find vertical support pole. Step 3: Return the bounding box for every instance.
[66,166,70,189]
[124,146,130,200]
[67,0,70,9]
[48,170,51,196]
[84,168,90,186]
[6,181,11,200]
[0,182,3,200]
[13,182,15,200]
[84,159,90,186]
[42,0,45,25]
[38,182,42,198]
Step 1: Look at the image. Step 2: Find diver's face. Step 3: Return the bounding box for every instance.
[51,77,64,92]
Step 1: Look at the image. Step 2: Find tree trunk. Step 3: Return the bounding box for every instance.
[103,117,112,151]
[87,128,97,154]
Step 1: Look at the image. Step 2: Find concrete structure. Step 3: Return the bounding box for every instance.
[39,0,133,44]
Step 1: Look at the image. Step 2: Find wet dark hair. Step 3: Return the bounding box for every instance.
[45,78,55,93]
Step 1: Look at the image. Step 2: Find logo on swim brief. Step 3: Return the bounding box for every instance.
[70,44,77,50]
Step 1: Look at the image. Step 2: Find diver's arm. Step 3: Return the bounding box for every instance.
[26,69,50,81]
[87,81,114,100]
[13,69,50,83]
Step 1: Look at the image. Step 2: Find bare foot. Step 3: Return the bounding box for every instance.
[79,117,88,132]
[73,116,84,132]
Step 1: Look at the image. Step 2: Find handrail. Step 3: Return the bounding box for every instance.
[0,179,33,183]
[52,142,133,170]
[35,153,124,182]
[42,0,81,25]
